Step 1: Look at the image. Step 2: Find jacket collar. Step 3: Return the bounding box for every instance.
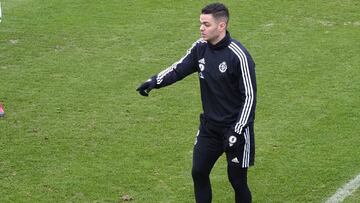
[208,31,231,50]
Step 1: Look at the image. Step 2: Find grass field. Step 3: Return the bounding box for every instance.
[1,0,359,202]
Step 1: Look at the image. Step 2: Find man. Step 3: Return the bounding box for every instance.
[136,3,256,203]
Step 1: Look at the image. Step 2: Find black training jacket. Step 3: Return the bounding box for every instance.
[154,31,256,135]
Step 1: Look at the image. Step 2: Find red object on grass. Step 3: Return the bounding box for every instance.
[0,104,4,117]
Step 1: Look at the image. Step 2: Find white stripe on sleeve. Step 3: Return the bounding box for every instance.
[228,42,254,135]
[156,39,205,85]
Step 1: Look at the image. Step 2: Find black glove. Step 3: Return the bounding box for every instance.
[224,130,244,152]
[136,77,156,96]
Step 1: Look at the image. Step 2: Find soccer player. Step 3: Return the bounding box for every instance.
[136,3,256,203]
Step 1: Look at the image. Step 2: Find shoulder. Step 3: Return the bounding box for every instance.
[186,38,207,54]
[189,38,207,46]
[228,39,249,56]
[191,38,207,49]
[196,38,207,44]
[228,39,254,63]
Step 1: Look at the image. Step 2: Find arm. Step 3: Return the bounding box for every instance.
[136,39,202,96]
[225,43,256,150]
[233,53,256,136]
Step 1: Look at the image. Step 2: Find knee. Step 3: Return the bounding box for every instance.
[192,166,209,181]
[227,166,248,189]
[228,174,248,190]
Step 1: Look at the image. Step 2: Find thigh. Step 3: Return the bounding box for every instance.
[225,125,255,168]
[193,126,223,173]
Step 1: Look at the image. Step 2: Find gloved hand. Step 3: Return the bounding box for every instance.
[224,130,244,152]
[136,77,156,96]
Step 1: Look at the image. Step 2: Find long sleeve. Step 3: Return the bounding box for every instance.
[155,39,203,88]
[228,42,257,135]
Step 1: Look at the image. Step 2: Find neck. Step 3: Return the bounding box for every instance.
[209,31,226,45]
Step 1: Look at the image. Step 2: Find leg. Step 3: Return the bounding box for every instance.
[225,125,254,202]
[227,165,251,203]
[192,128,223,203]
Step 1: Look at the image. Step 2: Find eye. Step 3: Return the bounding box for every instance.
[200,22,210,27]
[200,23,208,27]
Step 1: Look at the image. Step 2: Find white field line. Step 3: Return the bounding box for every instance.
[0,1,2,23]
[325,173,360,203]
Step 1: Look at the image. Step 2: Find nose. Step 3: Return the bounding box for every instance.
[200,24,205,31]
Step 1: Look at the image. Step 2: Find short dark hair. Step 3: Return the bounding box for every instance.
[201,3,229,23]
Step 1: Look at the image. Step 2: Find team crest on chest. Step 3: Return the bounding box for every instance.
[218,61,227,73]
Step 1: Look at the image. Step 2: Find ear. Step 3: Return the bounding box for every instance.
[218,21,227,32]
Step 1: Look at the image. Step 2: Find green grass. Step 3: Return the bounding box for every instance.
[1,0,359,202]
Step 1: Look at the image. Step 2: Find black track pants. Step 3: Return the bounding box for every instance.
[192,116,253,203]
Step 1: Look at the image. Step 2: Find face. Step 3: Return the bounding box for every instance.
[199,14,226,44]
